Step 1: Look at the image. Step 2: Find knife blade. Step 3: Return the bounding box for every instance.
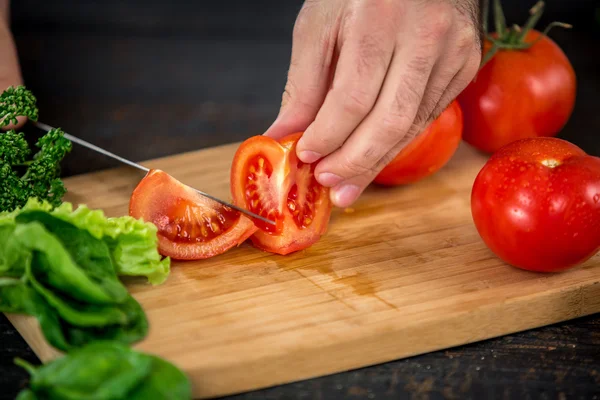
[33,121,276,226]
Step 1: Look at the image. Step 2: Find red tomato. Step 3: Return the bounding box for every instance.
[230,132,332,255]
[458,30,576,154]
[129,169,258,260]
[471,137,600,272]
[374,100,463,185]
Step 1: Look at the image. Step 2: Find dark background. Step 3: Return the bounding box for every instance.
[2,1,600,399]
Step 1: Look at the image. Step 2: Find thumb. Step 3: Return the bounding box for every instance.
[0,2,26,130]
[263,2,334,140]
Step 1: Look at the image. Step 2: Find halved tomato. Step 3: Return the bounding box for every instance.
[230,132,333,255]
[129,169,258,260]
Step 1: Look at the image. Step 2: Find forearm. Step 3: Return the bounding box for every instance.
[1,0,25,127]
[1,0,9,23]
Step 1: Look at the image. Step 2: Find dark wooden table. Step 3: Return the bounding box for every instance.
[2,1,599,399]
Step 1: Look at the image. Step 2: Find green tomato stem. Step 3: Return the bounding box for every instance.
[477,0,572,72]
[516,0,545,42]
[493,0,507,36]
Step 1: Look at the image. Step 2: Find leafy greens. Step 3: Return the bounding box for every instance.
[1,86,72,212]
[1,198,170,285]
[14,341,192,400]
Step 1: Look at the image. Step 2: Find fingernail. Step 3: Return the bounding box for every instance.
[332,184,361,208]
[298,150,321,163]
[317,172,343,187]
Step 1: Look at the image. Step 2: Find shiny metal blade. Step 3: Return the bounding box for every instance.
[33,121,276,226]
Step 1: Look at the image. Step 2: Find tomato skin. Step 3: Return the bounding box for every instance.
[230,132,332,255]
[129,169,258,260]
[374,100,463,186]
[471,137,600,272]
[458,30,576,154]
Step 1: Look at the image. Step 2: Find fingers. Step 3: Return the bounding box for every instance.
[425,25,482,124]
[0,2,25,130]
[315,6,482,208]
[263,1,336,140]
[313,14,450,204]
[316,48,436,204]
[294,1,399,163]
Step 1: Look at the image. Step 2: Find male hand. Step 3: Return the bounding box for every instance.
[0,0,25,129]
[265,0,482,208]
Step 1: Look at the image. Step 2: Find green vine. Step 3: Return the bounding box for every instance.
[479,0,572,69]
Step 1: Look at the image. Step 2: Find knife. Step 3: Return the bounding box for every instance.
[33,121,275,226]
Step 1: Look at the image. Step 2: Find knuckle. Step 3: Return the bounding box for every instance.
[313,133,343,153]
[356,33,392,76]
[338,87,374,116]
[465,52,483,77]
[390,78,423,120]
[379,111,413,139]
[454,25,477,56]
[341,149,379,176]
[418,5,453,43]
[375,148,401,171]
[406,55,434,79]
[281,78,320,111]
[416,95,442,127]
[294,1,320,38]
[426,102,447,126]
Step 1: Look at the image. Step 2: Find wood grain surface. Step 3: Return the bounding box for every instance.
[6,141,600,399]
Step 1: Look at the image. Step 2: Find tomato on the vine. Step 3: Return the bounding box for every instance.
[129,169,258,260]
[471,137,600,272]
[230,132,332,255]
[374,100,463,186]
[457,4,576,154]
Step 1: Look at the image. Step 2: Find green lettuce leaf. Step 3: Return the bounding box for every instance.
[0,198,170,285]
[0,277,40,315]
[16,211,129,303]
[1,223,149,352]
[0,224,28,277]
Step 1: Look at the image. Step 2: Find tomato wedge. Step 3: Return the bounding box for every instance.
[129,169,258,260]
[230,132,333,255]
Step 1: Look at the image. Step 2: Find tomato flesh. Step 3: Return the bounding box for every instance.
[160,197,240,243]
[471,137,600,272]
[231,133,332,255]
[129,169,258,260]
[374,100,463,185]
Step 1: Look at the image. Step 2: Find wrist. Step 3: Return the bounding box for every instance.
[1,0,8,24]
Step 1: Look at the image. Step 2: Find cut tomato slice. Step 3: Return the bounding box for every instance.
[230,132,333,255]
[129,169,258,260]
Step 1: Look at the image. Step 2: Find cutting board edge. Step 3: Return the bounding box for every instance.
[6,277,599,399]
[183,278,600,398]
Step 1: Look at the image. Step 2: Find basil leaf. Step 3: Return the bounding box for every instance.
[17,342,153,400]
[15,342,191,400]
[0,278,39,315]
[16,211,129,303]
[127,355,193,400]
[27,252,129,327]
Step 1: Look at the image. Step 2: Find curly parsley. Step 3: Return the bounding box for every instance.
[0,86,72,212]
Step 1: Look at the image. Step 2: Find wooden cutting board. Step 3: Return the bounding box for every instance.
[6,141,600,399]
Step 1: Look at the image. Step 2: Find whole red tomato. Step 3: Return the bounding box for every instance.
[471,137,600,272]
[458,29,576,154]
[374,100,463,186]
